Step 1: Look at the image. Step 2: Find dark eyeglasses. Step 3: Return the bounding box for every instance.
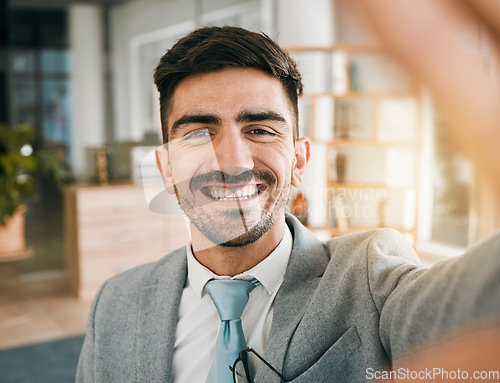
[230,347,291,383]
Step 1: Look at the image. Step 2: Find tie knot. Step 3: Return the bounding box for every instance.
[205,279,259,321]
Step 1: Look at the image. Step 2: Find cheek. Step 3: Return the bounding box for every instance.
[258,149,294,186]
[170,143,218,170]
[168,154,198,187]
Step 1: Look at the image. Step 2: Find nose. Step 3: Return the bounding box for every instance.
[211,128,254,175]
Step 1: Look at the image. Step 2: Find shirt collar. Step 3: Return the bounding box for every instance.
[186,224,293,298]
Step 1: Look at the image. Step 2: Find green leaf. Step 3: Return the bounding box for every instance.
[0,123,71,222]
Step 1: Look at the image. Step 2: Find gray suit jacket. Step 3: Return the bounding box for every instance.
[76,214,500,382]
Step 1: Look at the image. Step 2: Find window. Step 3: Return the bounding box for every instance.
[417,96,473,262]
[128,0,271,142]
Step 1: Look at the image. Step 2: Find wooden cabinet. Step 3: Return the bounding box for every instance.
[64,184,189,299]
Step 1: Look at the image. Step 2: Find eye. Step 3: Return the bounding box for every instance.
[245,127,277,142]
[183,129,212,142]
[248,128,275,135]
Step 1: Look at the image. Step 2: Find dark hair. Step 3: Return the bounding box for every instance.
[153,26,303,143]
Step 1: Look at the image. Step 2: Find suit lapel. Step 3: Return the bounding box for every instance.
[254,215,330,382]
[136,248,187,383]
[133,216,328,382]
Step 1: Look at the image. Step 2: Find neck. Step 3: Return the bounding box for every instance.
[190,218,286,276]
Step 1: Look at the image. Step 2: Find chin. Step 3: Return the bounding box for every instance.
[218,234,261,248]
[197,209,277,248]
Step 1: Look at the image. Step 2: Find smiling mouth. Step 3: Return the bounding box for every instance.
[200,184,267,201]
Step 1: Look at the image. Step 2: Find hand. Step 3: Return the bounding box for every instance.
[355,0,500,189]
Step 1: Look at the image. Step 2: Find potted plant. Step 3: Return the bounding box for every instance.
[0,123,70,258]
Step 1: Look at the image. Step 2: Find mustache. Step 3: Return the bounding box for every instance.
[190,169,276,191]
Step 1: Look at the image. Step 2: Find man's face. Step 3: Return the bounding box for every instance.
[157,67,307,248]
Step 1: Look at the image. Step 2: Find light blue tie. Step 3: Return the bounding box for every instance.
[205,278,259,383]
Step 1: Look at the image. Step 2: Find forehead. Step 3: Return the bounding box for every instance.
[167,68,292,129]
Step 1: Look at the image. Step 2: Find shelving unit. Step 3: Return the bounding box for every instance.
[285,45,421,242]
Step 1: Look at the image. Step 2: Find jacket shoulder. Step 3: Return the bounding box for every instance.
[98,247,186,298]
[325,228,419,263]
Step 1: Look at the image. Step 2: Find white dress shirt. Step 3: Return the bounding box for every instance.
[173,225,293,383]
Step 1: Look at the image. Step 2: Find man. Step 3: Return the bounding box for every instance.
[77,26,500,383]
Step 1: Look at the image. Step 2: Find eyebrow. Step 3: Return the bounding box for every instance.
[170,114,221,137]
[236,111,287,126]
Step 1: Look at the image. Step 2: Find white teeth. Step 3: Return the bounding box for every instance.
[208,185,259,200]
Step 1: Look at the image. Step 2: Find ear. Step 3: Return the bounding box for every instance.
[291,137,311,187]
[155,145,175,194]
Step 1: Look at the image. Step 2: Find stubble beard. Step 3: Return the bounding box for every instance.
[173,169,292,248]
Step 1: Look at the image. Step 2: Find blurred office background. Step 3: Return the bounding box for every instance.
[0,0,498,359]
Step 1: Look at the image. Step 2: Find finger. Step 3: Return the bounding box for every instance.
[466,0,500,37]
[354,0,500,187]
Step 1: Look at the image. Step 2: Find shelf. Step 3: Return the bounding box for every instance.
[0,247,34,262]
[327,182,414,191]
[301,91,416,99]
[306,225,415,237]
[328,182,385,189]
[282,44,384,53]
[287,44,421,243]
[330,226,414,237]
[325,139,415,147]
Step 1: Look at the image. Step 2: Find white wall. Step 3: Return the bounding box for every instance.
[110,0,254,142]
[69,4,105,177]
[110,0,196,142]
[276,0,335,46]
